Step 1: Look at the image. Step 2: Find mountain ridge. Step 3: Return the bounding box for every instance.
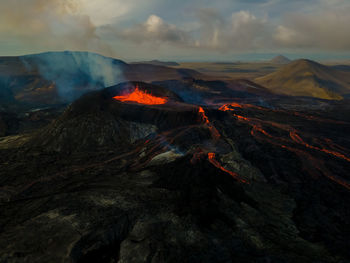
[256,59,350,100]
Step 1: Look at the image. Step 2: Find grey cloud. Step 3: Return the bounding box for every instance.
[104,9,269,52]
[107,15,193,47]
[0,0,114,55]
[1,0,350,57]
[109,3,350,53]
[274,6,350,50]
[196,8,269,51]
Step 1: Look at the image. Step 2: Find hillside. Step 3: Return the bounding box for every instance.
[256,59,350,100]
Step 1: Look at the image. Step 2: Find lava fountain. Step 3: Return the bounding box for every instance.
[113,85,168,105]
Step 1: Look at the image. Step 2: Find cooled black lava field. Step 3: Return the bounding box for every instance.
[1,79,350,263]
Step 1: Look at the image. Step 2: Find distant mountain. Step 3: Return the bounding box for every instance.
[133,60,180,66]
[256,59,350,100]
[270,55,291,64]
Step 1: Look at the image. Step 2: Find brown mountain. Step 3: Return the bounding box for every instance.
[256,59,350,100]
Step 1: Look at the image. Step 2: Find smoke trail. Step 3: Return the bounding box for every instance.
[20,51,126,102]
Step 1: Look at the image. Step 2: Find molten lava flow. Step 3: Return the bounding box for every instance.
[198,107,210,124]
[198,107,221,139]
[251,125,272,138]
[208,153,247,183]
[219,102,350,163]
[218,103,250,121]
[218,105,233,112]
[113,85,168,105]
[218,103,243,111]
[235,115,250,121]
[217,102,350,190]
[290,131,350,162]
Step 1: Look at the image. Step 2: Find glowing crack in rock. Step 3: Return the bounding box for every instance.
[208,152,247,183]
[198,107,221,139]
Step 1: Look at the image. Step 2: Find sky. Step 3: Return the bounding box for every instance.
[1,0,350,61]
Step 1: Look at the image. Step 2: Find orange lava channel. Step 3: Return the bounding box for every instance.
[289,131,350,162]
[113,86,168,105]
[218,103,243,111]
[198,107,210,124]
[208,153,247,183]
[218,103,249,121]
[198,107,221,139]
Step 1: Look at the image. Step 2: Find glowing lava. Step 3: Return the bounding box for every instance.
[217,102,350,189]
[218,103,243,111]
[198,107,221,139]
[113,85,168,105]
[208,153,247,183]
[289,131,350,162]
[198,107,210,124]
[219,104,250,121]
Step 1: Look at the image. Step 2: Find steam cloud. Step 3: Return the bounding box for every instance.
[0,0,127,102]
[21,51,125,102]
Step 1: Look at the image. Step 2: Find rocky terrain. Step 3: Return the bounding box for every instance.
[1,80,350,262]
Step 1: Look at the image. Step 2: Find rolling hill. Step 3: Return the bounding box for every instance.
[256,59,350,100]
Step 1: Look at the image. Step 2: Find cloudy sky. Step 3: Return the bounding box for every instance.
[1,0,350,61]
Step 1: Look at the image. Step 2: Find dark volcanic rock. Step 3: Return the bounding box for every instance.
[1,84,350,263]
[27,82,198,153]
